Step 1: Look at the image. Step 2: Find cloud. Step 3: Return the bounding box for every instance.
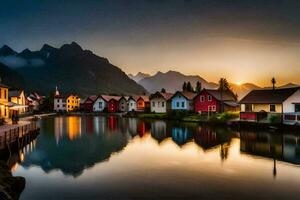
[0,55,27,68]
[0,55,45,68]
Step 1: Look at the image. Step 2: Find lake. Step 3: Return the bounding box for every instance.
[11,115,300,199]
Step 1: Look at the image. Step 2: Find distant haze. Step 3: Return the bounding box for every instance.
[1,0,300,86]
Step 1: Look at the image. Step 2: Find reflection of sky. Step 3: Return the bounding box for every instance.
[14,135,300,200]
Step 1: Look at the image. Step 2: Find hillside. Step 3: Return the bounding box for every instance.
[138,70,218,93]
[0,43,146,96]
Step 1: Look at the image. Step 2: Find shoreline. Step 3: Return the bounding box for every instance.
[50,111,300,131]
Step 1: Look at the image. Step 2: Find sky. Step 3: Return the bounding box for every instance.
[1,0,300,86]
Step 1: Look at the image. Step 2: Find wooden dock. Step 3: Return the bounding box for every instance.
[0,121,39,151]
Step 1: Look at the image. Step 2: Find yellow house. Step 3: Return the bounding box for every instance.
[66,95,80,112]
[0,83,9,118]
[9,90,27,114]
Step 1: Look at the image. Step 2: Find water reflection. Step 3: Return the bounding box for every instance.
[13,116,300,179]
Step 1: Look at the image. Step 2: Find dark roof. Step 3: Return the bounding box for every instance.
[137,95,149,102]
[195,89,237,102]
[150,92,174,101]
[0,83,9,88]
[172,91,197,100]
[8,90,22,98]
[239,87,300,104]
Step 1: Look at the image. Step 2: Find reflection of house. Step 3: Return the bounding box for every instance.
[282,135,300,164]
[0,83,9,118]
[150,92,173,113]
[119,96,129,112]
[128,118,138,137]
[171,127,192,146]
[108,115,118,131]
[9,90,27,114]
[136,96,150,112]
[171,91,196,111]
[137,121,150,137]
[240,87,300,123]
[194,127,218,150]
[194,89,238,113]
[150,121,169,143]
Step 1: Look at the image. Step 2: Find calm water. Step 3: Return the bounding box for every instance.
[11,116,300,199]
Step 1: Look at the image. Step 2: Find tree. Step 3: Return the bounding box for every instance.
[218,78,230,112]
[182,82,187,91]
[160,88,166,93]
[195,81,202,93]
[186,81,194,92]
[271,77,276,90]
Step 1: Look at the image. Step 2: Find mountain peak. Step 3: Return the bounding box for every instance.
[40,44,56,52]
[59,42,83,55]
[0,45,16,56]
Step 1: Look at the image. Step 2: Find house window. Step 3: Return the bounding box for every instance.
[270,104,276,112]
[152,102,155,107]
[99,102,103,108]
[162,102,165,107]
[200,96,205,102]
[245,104,252,112]
[181,102,185,108]
[212,105,216,112]
[176,102,179,107]
[208,95,212,101]
[295,104,300,112]
[4,90,6,99]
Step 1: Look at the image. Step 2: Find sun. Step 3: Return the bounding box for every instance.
[236,81,242,86]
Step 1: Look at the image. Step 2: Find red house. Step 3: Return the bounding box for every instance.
[107,96,121,113]
[83,95,98,112]
[194,89,238,113]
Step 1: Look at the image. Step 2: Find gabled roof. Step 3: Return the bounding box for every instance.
[171,91,197,101]
[239,87,300,104]
[8,90,23,98]
[0,83,9,88]
[150,92,174,101]
[128,95,139,102]
[119,96,130,101]
[137,95,149,102]
[100,95,121,102]
[196,89,237,102]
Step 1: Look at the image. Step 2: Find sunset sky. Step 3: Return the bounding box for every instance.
[1,0,300,86]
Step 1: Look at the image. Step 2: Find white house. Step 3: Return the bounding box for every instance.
[119,96,129,112]
[239,87,300,124]
[128,96,138,111]
[93,95,108,112]
[149,92,173,113]
[54,87,66,112]
[170,91,196,111]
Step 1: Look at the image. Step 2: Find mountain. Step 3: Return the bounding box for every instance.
[230,83,261,99]
[128,72,150,82]
[278,83,299,88]
[0,63,25,89]
[138,70,218,93]
[0,43,146,96]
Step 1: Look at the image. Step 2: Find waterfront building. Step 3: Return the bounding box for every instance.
[170,91,196,111]
[194,89,238,113]
[136,96,150,112]
[149,92,173,113]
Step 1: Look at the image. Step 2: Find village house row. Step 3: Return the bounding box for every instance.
[0,83,44,120]
[54,86,300,125]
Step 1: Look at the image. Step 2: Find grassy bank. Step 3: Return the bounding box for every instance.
[129,111,240,123]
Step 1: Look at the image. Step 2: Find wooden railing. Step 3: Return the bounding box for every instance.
[0,121,39,150]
